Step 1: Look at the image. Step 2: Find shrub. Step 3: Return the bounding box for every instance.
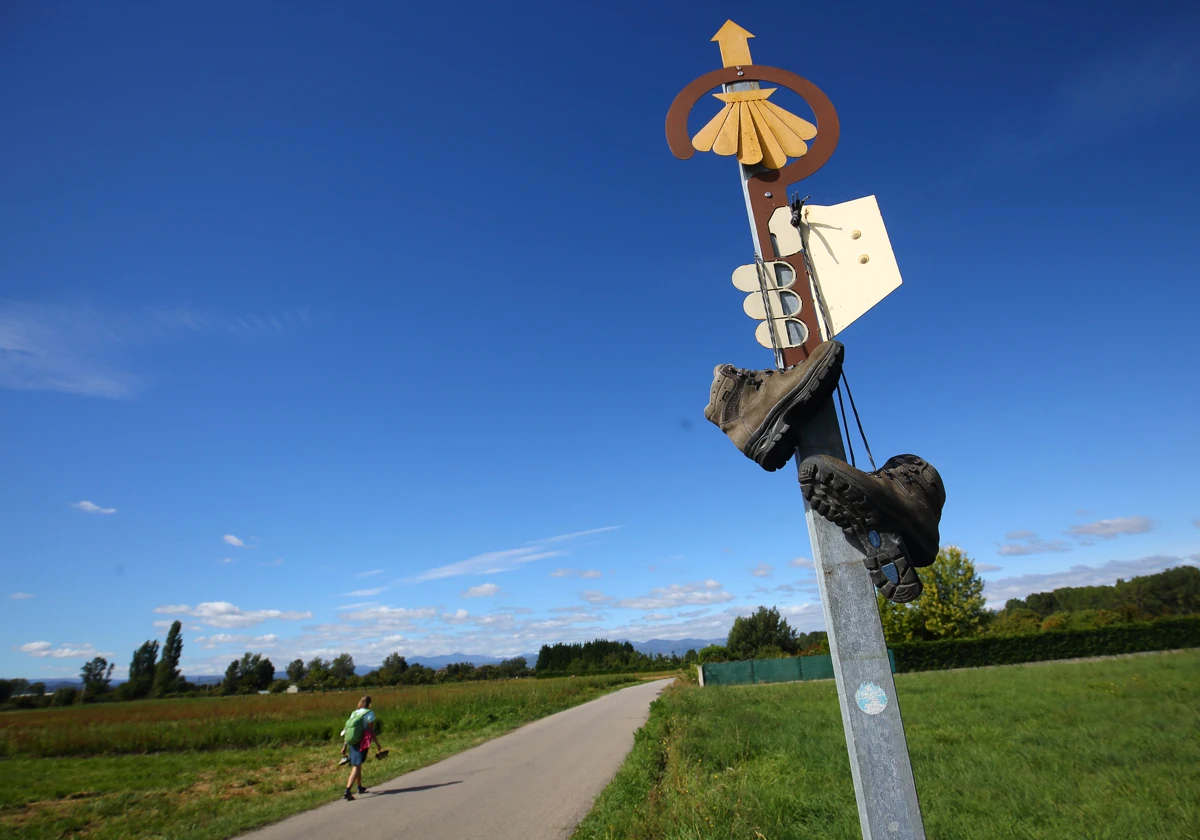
[891,615,1200,673]
[51,687,79,707]
[269,680,289,694]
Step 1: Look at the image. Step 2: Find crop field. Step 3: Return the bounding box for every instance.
[0,674,640,839]
[574,650,1200,840]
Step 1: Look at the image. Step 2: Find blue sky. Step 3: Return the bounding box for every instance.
[3,1,1198,678]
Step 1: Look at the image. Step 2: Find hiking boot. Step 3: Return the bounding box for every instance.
[704,340,844,471]
[343,791,356,802]
[798,454,945,603]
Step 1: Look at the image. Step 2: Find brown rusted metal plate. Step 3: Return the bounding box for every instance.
[666,65,839,362]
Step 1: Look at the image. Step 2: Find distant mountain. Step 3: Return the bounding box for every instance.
[627,638,725,657]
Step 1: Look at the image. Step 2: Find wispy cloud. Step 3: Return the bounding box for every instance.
[223,534,244,547]
[971,18,1200,170]
[1066,517,1153,540]
[462,583,502,598]
[343,588,384,597]
[10,592,33,600]
[976,564,1003,573]
[789,557,814,569]
[611,580,735,610]
[16,641,109,659]
[72,500,116,515]
[408,526,619,583]
[153,601,311,629]
[983,554,1199,607]
[997,532,1072,556]
[0,300,312,398]
[550,568,602,579]
[217,557,234,565]
[356,569,384,578]
[750,563,773,578]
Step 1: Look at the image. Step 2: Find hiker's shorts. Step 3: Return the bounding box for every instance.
[347,742,366,766]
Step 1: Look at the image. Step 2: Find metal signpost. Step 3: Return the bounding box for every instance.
[666,22,926,840]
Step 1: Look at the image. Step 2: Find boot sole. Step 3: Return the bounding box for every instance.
[798,459,924,603]
[746,342,844,472]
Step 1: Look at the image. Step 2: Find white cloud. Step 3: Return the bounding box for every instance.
[339,606,438,624]
[750,563,773,578]
[343,588,384,597]
[217,557,234,565]
[411,547,564,582]
[976,564,1003,573]
[789,557,814,569]
[983,554,1200,606]
[533,526,622,544]
[195,633,280,649]
[0,300,312,398]
[550,568,602,579]
[613,580,735,610]
[223,534,245,547]
[72,500,116,515]
[997,532,1072,556]
[462,583,501,598]
[16,641,109,659]
[580,589,611,605]
[442,609,471,624]
[356,569,384,578]
[10,592,33,600]
[1066,517,1153,540]
[409,526,619,583]
[153,601,312,629]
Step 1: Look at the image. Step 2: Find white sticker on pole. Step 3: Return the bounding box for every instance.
[799,195,903,336]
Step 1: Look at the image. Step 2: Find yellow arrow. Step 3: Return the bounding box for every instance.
[711,20,754,68]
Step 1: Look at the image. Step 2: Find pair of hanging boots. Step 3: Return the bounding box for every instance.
[704,340,945,603]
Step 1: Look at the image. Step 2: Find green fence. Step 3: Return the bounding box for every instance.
[701,652,895,686]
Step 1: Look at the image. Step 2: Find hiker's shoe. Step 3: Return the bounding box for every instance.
[704,340,844,471]
[343,791,355,802]
[375,750,389,760]
[798,454,945,603]
[338,756,349,767]
[357,786,369,795]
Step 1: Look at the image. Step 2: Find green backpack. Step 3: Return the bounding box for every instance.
[344,709,366,746]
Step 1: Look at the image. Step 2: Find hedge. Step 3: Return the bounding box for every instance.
[891,615,1200,673]
[534,665,680,680]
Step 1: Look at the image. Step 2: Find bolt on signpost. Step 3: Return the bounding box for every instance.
[666,22,925,840]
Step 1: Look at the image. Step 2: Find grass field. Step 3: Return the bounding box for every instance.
[573,651,1200,840]
[0,674,640,839]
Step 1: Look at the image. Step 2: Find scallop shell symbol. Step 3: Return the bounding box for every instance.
[691,88,818,169]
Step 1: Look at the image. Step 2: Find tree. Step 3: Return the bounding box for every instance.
[330,653,356,682]
[878,546,987,643]
[52,686,79,706]
[28,682,46,697]
[379,652,408,685]
[152,621,184,697]
[223,652,276,694]
[726,606,799,660]
[286,658,307,684]
[81,657,115,700]
[125,640,159,700]
[697,644,729,663]
[0,680,11,704]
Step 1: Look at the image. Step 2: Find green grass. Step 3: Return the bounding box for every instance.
[573,651,1200,840]
[0,675,641,839]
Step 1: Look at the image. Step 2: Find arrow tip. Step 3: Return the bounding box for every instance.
[711,20,755,42]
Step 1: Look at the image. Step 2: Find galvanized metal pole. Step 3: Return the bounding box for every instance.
[726,103,928,840]
[794,406,926,840]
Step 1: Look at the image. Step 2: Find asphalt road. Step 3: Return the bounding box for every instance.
[242,678,673,840]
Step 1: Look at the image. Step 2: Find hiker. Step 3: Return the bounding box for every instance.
[341,695,387,800]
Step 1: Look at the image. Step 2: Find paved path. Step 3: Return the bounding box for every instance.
[243,678,672,840]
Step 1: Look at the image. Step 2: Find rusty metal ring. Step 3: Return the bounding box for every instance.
[665,65,840,187]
